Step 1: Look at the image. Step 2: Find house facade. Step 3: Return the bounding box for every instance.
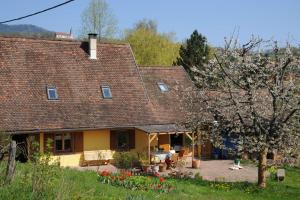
[0,34,211,166]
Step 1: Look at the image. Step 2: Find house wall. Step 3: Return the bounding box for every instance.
[40,130,113,167]
[39,129,164,167]
[83,130,110,151]
[135,129,149,153]
[51,153,82,167]
[39,132,83,167]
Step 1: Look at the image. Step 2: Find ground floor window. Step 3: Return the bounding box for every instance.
[110,129,135,150]
[55,133,72,153]
[117,132,129,150]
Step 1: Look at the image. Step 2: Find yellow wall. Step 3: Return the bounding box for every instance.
[83,130,110,151]
[135,129,149,152]
[52,153,83,167]
[83,129,115,161]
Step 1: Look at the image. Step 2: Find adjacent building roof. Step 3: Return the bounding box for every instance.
[139,66,194,126]
[0,36,194,133]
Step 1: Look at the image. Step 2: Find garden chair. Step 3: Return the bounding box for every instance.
[165,153,178,169]
[178,149,186,158]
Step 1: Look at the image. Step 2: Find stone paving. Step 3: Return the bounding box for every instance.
[73,159,258,182]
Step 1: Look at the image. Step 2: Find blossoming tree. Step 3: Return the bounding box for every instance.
[183,38,300,188]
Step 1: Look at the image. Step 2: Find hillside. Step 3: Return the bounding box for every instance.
[0,24,55,38]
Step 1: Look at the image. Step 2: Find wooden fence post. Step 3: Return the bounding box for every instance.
[5,140,16,184]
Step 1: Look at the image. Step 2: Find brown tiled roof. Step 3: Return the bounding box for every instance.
[136,124,188,134]
[0,37,195,134]
[0,36,154,133]
[138,66,194,126]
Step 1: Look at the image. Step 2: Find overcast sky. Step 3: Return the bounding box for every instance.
[1,0,299,47]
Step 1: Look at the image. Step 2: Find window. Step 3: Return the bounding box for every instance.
[47,86,58,100]
[157,82,169,92]
[54,133,72,152]
[110,130,135,150]
[101,86,112,99]
[117,133,129,150]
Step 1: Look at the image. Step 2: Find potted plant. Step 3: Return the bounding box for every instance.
[141,160,151,172]
[192,159,200,169]
[234,158,241,166]
[152,164,159,173]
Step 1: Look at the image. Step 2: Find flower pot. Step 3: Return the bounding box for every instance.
[152,165,159,173]
[234,159,240,165]
[192,159,200,169]
[159,164,167,172]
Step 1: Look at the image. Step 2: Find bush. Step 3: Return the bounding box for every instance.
[113,152,139,169]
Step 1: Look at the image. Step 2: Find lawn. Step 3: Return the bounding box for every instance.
[0,163,299,200]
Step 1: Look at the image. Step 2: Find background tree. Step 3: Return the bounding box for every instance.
[183,38,300,188]
[175,30,213,87]
[80,0,118,40]
[124,19,180,66]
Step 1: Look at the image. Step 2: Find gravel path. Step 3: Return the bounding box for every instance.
[73,159,258,183]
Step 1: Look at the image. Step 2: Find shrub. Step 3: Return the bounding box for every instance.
[113,151,139,169]
[29,139,60,199]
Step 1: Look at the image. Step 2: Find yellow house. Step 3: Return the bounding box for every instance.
[0,34,204,167]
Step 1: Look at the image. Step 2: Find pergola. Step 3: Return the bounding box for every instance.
[136,124,199,163]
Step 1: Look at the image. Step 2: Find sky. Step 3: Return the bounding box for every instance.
[0,0,299,47]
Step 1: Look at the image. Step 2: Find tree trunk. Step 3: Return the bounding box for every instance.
[258,147,268,188]
[5,140,16,184]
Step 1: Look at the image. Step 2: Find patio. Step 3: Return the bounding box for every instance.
[73,159,258,182]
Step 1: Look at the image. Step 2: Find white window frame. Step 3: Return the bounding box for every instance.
[157,82,169,92]
[101,85,112,99]
[47,86,58,100]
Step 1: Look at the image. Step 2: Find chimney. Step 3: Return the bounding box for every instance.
[88,33,98,59]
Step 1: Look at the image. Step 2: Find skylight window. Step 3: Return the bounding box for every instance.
[101,86,112,99]
[157,82,169,92]
[47,86,58,100]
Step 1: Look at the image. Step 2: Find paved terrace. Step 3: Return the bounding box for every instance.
[73,159,258,182]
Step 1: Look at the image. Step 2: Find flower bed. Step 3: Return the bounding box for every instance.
[98,171,174,193]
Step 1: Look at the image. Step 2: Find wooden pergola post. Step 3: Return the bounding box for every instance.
[148,134,151,163]
[148,133,158,163]
[184,132,196,160]
[192,132,195,161]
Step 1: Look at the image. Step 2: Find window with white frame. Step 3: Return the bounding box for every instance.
[157,82,169,92]
[47,86,58,100]
[101,86,112,99]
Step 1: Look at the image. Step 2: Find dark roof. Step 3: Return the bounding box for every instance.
[138,66,194,126]
[0,36,153,133]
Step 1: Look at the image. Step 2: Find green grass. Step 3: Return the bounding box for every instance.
[0,163,299,200]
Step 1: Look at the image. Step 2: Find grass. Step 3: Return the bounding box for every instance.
[0,163,299,200]
[240,159,257,166]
